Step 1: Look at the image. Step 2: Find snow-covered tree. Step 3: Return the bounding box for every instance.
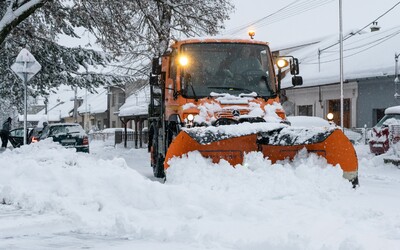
[0,0,234,110]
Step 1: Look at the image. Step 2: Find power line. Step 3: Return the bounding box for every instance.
[321,25,400,53]
[320,1,400,52]
[301,29,400,64]
[251,0,334,30]
[225,0,335,35]
[228,0,333,35]
[225,0,297,35]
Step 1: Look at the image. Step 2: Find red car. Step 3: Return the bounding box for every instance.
[369,106,400,155]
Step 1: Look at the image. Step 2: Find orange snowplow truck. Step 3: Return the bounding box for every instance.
[148,38,358,186]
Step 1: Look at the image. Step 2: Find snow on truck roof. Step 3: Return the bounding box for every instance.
[385,105,400,115]
[171,37,269,46]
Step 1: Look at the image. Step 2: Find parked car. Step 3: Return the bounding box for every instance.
[9,127,32,148]
[39,123,90,153]
[369,105,400,155]
[28,124,46,144]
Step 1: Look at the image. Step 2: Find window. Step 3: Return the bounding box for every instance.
[298,105,313,116]
[170,49,177,80]
[373,109,385,125]
[111,93,116,107]
[118,92,125,108]
[112,121,116,128]
[103,119,108,129]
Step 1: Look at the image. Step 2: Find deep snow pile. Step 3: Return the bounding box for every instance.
[1,140,400,249]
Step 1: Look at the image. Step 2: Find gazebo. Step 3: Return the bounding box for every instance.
[118,85,150,148]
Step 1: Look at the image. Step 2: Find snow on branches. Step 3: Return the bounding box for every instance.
[0,0,233,108]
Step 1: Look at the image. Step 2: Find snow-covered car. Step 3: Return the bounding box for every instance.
[39,123,90,153]
[369,105,400,155]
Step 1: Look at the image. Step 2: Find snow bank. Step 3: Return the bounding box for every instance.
[1,142,400,249]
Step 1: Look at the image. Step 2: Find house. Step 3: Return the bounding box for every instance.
[19,86,84,126]
[77,89,108,131]
[21,86,109,128]
[276,24,400,128]
[106,85,126,128]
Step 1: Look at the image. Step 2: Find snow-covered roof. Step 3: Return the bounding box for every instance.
[36,99,73,119]
[119,85,150,117]
[29,86,106,119]
[77,89,107,114]
[385,105,400,114]
[281,26,400,88]
[17,114,58,123]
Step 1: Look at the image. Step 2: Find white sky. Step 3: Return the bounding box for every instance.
[222,0,400,46]
[57,1,400,50]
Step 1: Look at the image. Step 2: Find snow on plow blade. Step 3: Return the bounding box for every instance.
[165,125,358,181]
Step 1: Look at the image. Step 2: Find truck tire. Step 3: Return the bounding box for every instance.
[150,127,165,178]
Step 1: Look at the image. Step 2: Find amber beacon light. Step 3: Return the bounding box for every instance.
[248,30,255,39]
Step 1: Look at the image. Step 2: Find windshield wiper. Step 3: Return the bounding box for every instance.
[208,86,276,101]
[185,73,198,101]
[207,86,253,93]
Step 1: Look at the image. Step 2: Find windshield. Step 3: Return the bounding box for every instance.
[41,125,85,139]
[179,43,276,98]
[376,114,400,127]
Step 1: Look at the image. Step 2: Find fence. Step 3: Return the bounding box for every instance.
[343,127,372,145]
[89,130,148,148]
[389,125,400,144]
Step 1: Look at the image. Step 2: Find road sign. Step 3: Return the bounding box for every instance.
[11,48,41,81]
[10,48,41,145]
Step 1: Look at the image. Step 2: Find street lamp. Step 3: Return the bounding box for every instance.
[327,112,334,121]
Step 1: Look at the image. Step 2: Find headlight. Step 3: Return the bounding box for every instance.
[179,55,189,66]
[276,58,289,68]
[184,113,197,127]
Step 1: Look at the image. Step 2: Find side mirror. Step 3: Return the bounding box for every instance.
[152,57,161,75]
[292,75,303,86]
[290,58,300,75]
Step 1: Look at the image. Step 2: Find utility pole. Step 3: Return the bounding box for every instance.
[74,86,78,123]
[395,53,400,99]
[339,0,344,128]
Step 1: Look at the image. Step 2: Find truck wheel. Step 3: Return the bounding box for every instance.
[151,128,165,178]
[351,176,359,188]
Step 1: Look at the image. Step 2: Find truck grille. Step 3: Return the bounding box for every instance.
[215,109,249,119]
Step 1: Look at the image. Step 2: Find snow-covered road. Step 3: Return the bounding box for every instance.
[1,140,400,250]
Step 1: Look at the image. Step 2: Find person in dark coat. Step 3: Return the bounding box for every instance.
[0,117,12,148]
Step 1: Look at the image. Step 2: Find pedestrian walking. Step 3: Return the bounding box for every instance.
[0,117,12,148]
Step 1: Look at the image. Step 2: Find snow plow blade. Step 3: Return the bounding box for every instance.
[165,126,358,182]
